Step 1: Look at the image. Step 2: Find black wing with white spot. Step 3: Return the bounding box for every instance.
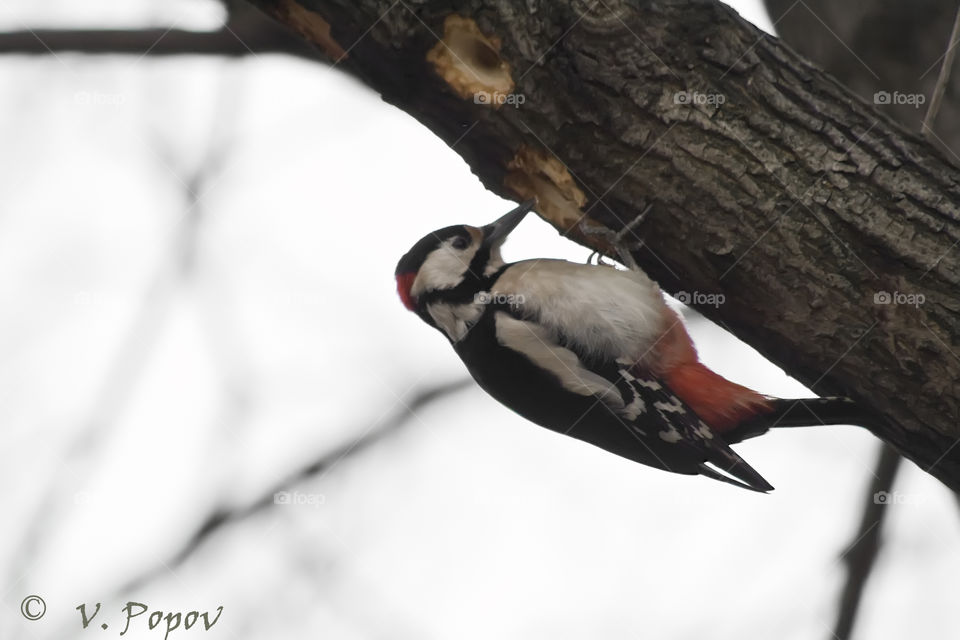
[485,299,773,492]
[613,363,775,492]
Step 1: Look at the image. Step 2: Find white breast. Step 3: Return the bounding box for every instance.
[491,259,667,363]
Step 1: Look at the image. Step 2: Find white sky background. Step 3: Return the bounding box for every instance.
[0,1,958,639]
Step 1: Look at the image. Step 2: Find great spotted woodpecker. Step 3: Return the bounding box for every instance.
[395,201,868,491]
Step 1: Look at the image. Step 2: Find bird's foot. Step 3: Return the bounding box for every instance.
[578,204,652,271]
[585,250,615,267]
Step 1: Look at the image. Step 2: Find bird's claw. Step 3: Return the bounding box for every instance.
[579,204,652,271]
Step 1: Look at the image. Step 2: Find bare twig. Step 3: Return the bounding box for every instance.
[116,377,472,594]
[0,26,321,59]
[831,444,901,640]
[5,70,243,599]
[922,3,960,137]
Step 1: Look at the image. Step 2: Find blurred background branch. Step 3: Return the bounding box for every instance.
[0,3,323,59]
[833,444,902,640]
[120,377,471,594]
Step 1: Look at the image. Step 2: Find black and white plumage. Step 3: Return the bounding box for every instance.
[395,201,870,492]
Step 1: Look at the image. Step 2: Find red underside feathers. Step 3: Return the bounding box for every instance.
[654,306,774,432]
[664,362,774,432]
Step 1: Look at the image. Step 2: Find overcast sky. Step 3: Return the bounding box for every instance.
[1,2,957,639]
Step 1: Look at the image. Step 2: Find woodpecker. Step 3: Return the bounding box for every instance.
[395,201,869,491]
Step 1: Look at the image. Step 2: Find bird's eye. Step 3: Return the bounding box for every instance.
[452,236,469,250]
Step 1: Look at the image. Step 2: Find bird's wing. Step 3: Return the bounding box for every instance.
[489,261,774,492]
[491,311,773,491]
[491,311,626,409]
[611,363,774,492]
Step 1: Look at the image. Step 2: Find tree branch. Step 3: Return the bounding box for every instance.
[832,444,902,640]
[116,377,472,593]
[0,28,266,56]
[761,8,960,637]
[240,0,960,490]
[0,9,324,60]
[921,4,960,139]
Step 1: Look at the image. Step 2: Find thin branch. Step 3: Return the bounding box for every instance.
[922,3,960,137]
[5,162,216,595]
[116,377,472,593]
[8,75,242,599]
[0,26,321,59]
[831,444,901,640]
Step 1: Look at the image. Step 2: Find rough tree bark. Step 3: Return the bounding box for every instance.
[765,0,960,160]
[759,6,960,637]
[246,0,960,491]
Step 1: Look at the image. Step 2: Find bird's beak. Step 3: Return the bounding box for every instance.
[481,199,535,248]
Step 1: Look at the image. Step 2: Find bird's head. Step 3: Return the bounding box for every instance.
[394,200,534,315]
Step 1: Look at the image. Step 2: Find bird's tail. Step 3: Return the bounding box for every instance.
[699,439,776,492]
[722,397,875,445]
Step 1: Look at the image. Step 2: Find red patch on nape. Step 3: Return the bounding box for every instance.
[396,272,418,311]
